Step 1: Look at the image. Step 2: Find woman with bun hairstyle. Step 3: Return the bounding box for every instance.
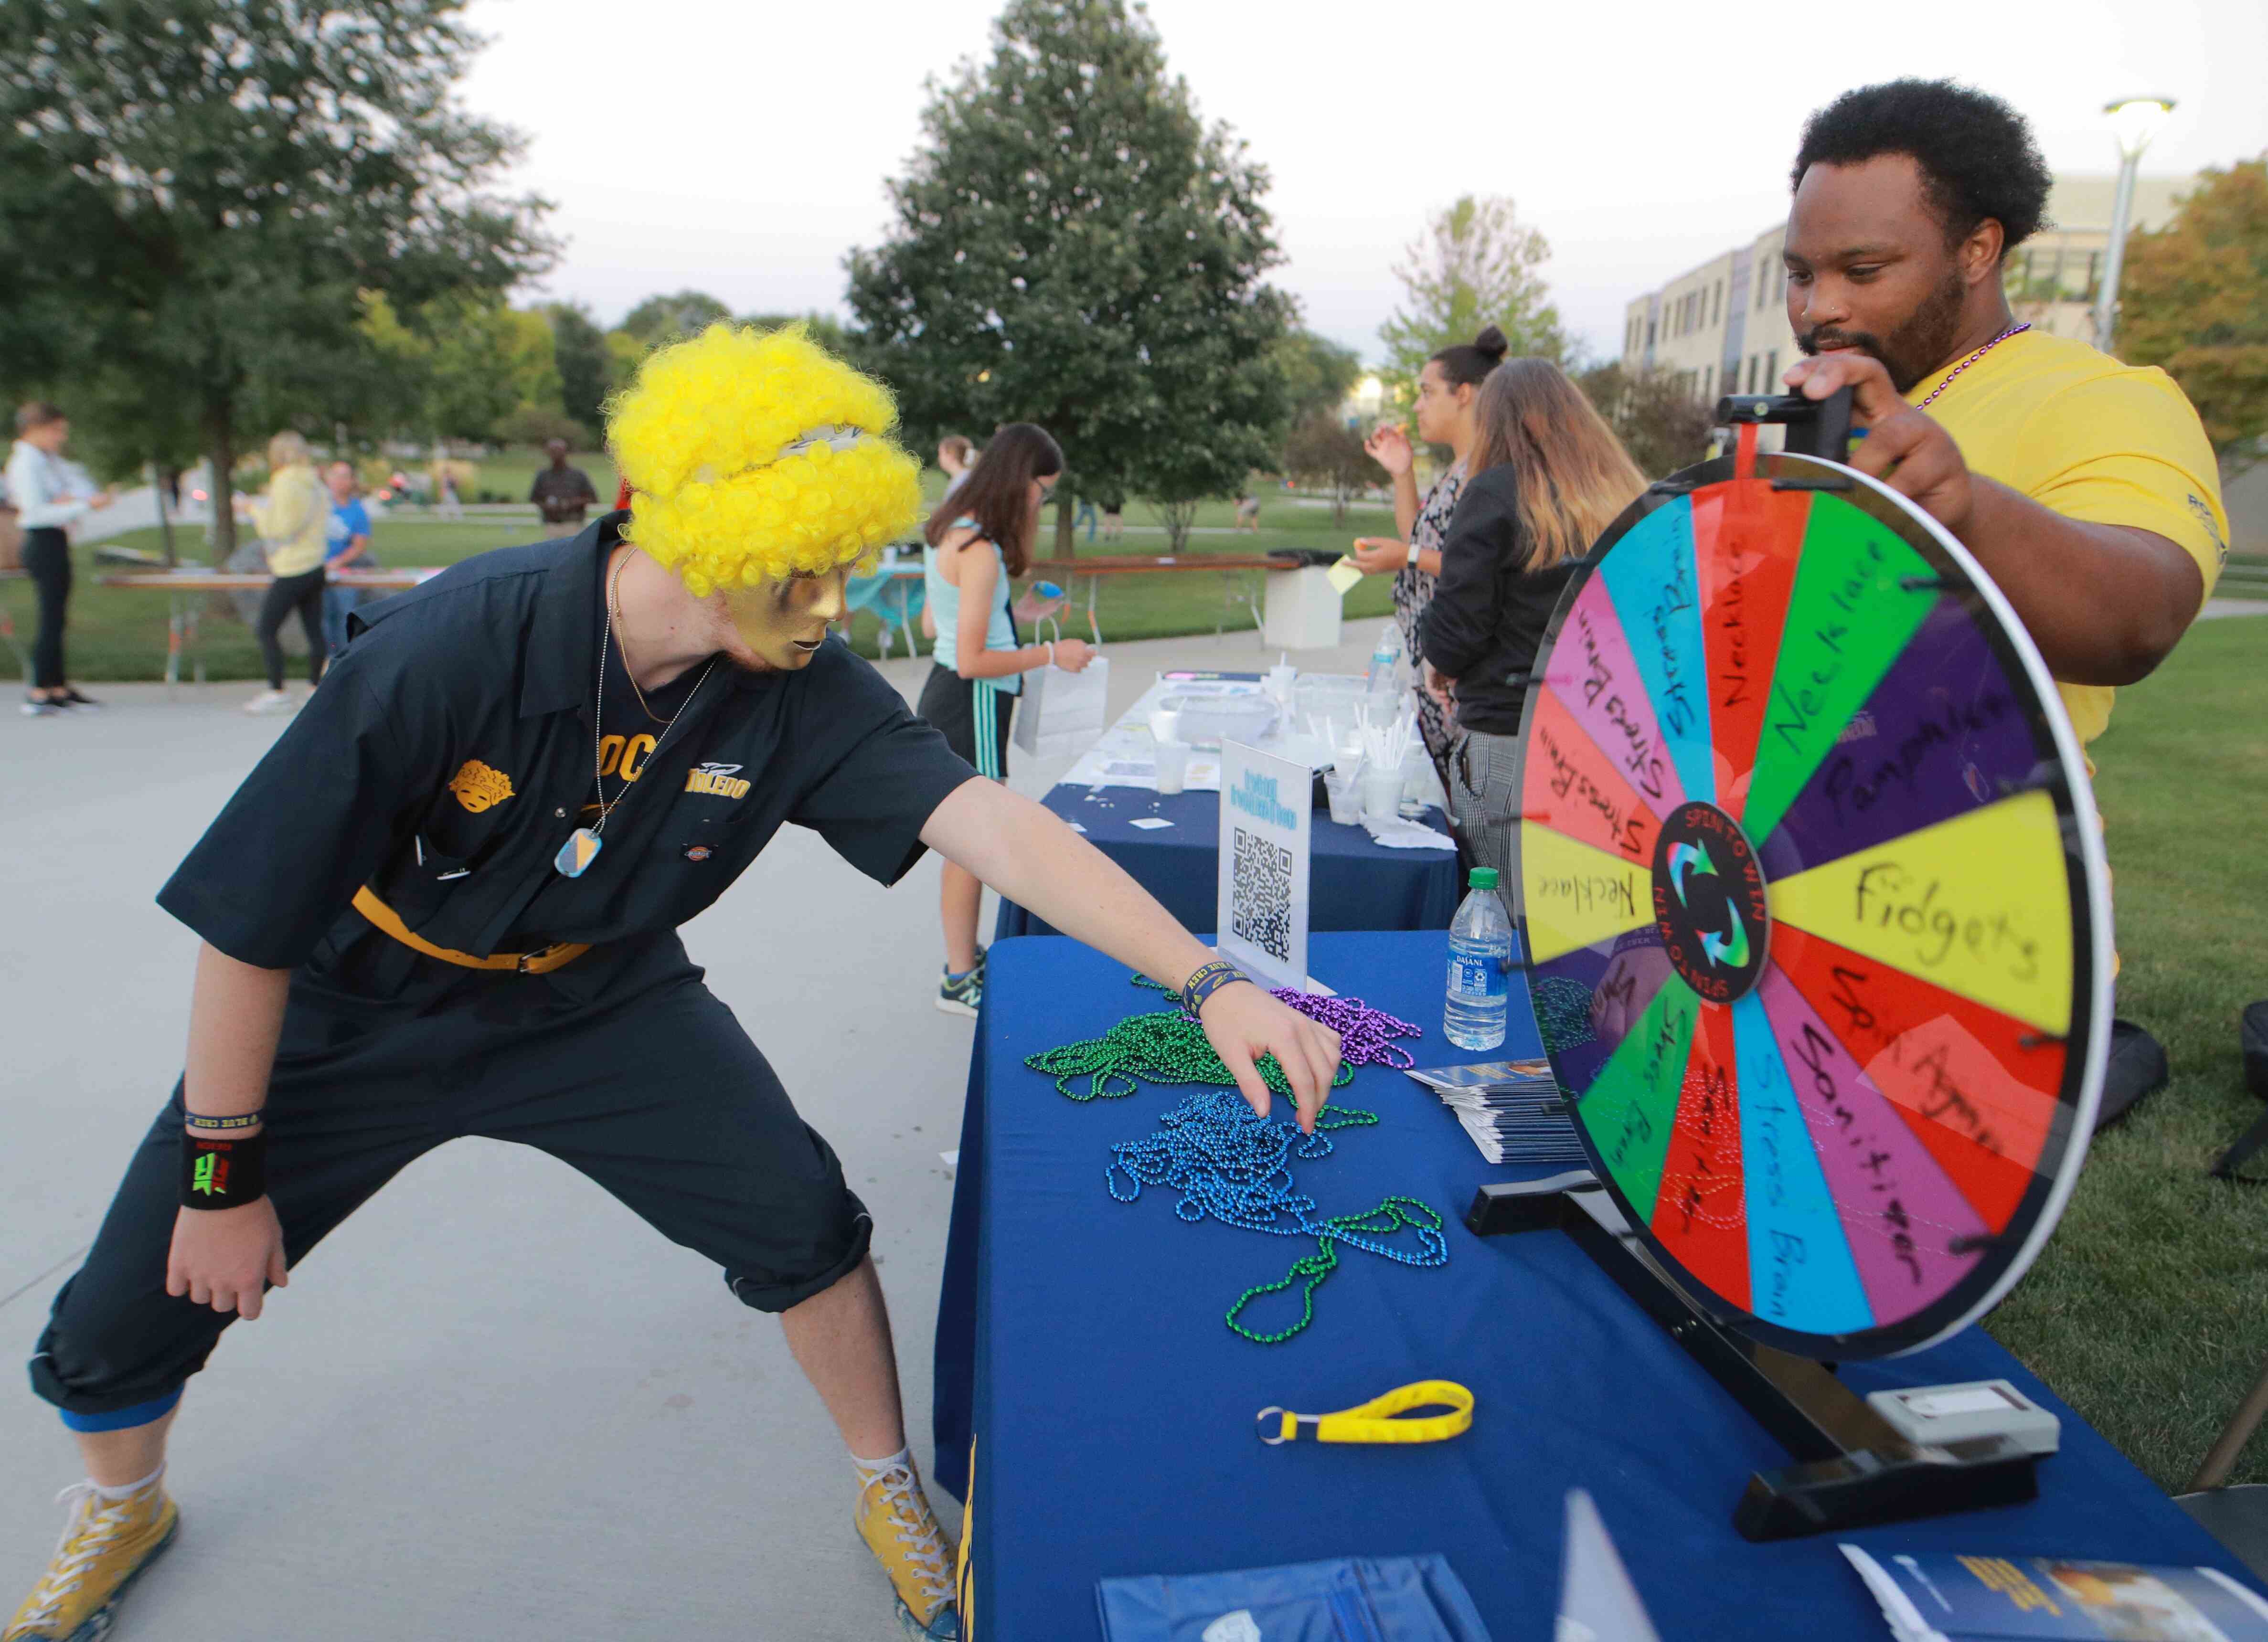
[1419,360,1648,880]
[1346,324,1508,782]
[917,423,1094,1017]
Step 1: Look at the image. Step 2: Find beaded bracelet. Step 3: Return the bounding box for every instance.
[183,1110,265,1134]
[1178,959,1249,1016]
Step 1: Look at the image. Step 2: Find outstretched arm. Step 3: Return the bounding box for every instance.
[918,779,1342,1130]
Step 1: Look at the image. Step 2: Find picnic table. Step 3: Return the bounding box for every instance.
[94,568,441,692]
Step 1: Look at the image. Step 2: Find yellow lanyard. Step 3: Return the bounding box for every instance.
[1256,1380,1474,1445]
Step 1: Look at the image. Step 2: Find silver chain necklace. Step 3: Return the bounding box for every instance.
[1916,322,2030,411]
[554,554,716,878]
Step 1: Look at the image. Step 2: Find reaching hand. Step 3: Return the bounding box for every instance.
[167,1195,288,1320]
[1197,980,1342,1134]
[1363,423,1414,477]
[1349,537,1407,576]
[1423,663,1456,709]
[1783,350,1975,535]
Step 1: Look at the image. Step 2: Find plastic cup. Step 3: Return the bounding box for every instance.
[1361,766,1402,822]
[1325,767,1363,826]
[1154,740,1191,795]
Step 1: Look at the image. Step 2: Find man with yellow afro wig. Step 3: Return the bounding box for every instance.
[8,322,1341,1642]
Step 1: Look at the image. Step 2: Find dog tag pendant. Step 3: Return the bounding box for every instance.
[554,827,603,878]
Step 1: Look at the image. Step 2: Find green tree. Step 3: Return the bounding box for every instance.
[1576,362,1714,480]
[845,0,1294,557]
[1281,411,1385,525]
[621,290,734,345]
[0,0,553,561]
[2117,157,2268,474]
[1378,195,1566,399]
[1273,330,1364,425]
[742,311,851,353]
[546,301,617,433]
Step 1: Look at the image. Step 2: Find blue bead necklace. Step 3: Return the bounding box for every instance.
[1108,1089,1449,1345]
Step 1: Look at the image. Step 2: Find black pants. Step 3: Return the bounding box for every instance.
[23,527,70,689]
[30,934,873,1420]
[255,565,327,690]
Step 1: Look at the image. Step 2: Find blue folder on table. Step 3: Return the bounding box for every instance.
[1097,1553,1492,1642]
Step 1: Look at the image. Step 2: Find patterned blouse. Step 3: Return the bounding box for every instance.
[1391,458,1467,765]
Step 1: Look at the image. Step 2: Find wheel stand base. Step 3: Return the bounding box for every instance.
[1466,1175,2039,1541]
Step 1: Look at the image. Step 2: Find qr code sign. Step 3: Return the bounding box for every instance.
[1230,826,1294,964]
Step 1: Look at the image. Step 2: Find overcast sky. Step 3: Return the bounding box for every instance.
[460,0,2268,364]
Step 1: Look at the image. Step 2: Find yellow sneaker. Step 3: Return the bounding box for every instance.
[854,1459,960,1641]
[3,1478,178,1642]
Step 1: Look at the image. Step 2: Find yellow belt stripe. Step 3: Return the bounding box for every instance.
[351,886,589,975]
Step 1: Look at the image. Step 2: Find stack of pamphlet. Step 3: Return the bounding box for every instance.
[1403,1059,1578,1165]
[1842,1545,2268,1641]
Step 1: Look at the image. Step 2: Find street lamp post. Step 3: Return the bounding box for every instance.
[2093,96,2175,353]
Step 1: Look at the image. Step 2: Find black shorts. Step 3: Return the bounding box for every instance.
[29,937,871,1420]
[916,664,1014,781]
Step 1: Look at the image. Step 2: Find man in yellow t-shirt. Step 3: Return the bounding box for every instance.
[1777,79,2228,1122]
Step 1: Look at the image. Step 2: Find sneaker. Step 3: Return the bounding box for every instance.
[936,961,983,1019]
[242,689,295,715]
[58,689,101,710]
[3,1477,178,1642]
[854,1459,960,1641]
[20,698,63,718]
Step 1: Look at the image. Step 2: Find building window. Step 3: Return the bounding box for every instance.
[1765,349,1778,387]
[1703,364,1714,402]
[1712,282,1722,326]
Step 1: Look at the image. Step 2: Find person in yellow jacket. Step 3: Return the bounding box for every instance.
[234,432,331,714]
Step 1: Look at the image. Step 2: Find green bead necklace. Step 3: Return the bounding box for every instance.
[1024,1007,1356,1102]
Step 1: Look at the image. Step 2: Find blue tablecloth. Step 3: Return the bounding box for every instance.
[933,931,2258,1641]
[993,784,1463,942]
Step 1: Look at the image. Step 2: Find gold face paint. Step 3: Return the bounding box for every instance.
[719,567,848,671]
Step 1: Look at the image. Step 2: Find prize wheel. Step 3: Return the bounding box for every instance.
[1514,443,2111,1358]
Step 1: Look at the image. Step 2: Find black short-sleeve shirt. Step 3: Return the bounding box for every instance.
[157,516,978,972]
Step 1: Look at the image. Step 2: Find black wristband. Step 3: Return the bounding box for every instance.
[181,1130,268,1210]
[183,1110,265,1134]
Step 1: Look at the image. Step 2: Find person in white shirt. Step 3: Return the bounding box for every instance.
[6,402,113,716]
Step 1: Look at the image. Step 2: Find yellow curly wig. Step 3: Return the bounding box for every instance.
[606,324,923,597]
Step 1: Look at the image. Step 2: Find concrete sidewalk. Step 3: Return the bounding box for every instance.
[0,618,1392,1640]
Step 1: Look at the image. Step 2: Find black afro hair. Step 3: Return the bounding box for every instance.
[1792,79,2053,257]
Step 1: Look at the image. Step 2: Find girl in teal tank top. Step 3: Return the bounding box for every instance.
[915,425,1097,1017]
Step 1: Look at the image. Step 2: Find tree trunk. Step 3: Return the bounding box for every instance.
[1054,490,1075,561]
[204,400,237,566]
[151,462,178,567]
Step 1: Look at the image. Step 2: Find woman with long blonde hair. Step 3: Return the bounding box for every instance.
[1418,359,1649,880]
[237,430,331,713]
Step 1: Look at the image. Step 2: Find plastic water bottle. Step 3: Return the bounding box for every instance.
[1365,624,1403,696]
[1445,868,1513,1050]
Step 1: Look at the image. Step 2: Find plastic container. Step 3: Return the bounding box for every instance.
[1157,693,1279,750]
[1445,867,1513,1051]
[1360,765,1403,821]
[1364,625,1404,696]
[1154,740,1191,795]
[1325,765,1363,826]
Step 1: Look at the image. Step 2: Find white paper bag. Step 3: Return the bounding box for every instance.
[1014,654,1110,760]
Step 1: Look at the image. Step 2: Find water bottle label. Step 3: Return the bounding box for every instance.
[1447,952,1507,1000]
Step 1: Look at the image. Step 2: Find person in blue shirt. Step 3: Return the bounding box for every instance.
[7,327,1337,1642]
[318,461,373,658]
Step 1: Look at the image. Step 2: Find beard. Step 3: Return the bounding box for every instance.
[1796,267,1968,394]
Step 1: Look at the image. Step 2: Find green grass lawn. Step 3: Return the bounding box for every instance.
[1982,615,2268,1492]
[2,482,1401,680]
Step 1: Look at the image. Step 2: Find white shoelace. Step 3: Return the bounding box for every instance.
[17,1485,134,1624]
[864,1464,954,1608]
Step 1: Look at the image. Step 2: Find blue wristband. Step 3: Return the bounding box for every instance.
[1180,959,1251,1016]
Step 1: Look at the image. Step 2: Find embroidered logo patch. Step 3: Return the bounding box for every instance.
[448,759,516,814]
[681,843,715,862]
[685,761,752,800]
